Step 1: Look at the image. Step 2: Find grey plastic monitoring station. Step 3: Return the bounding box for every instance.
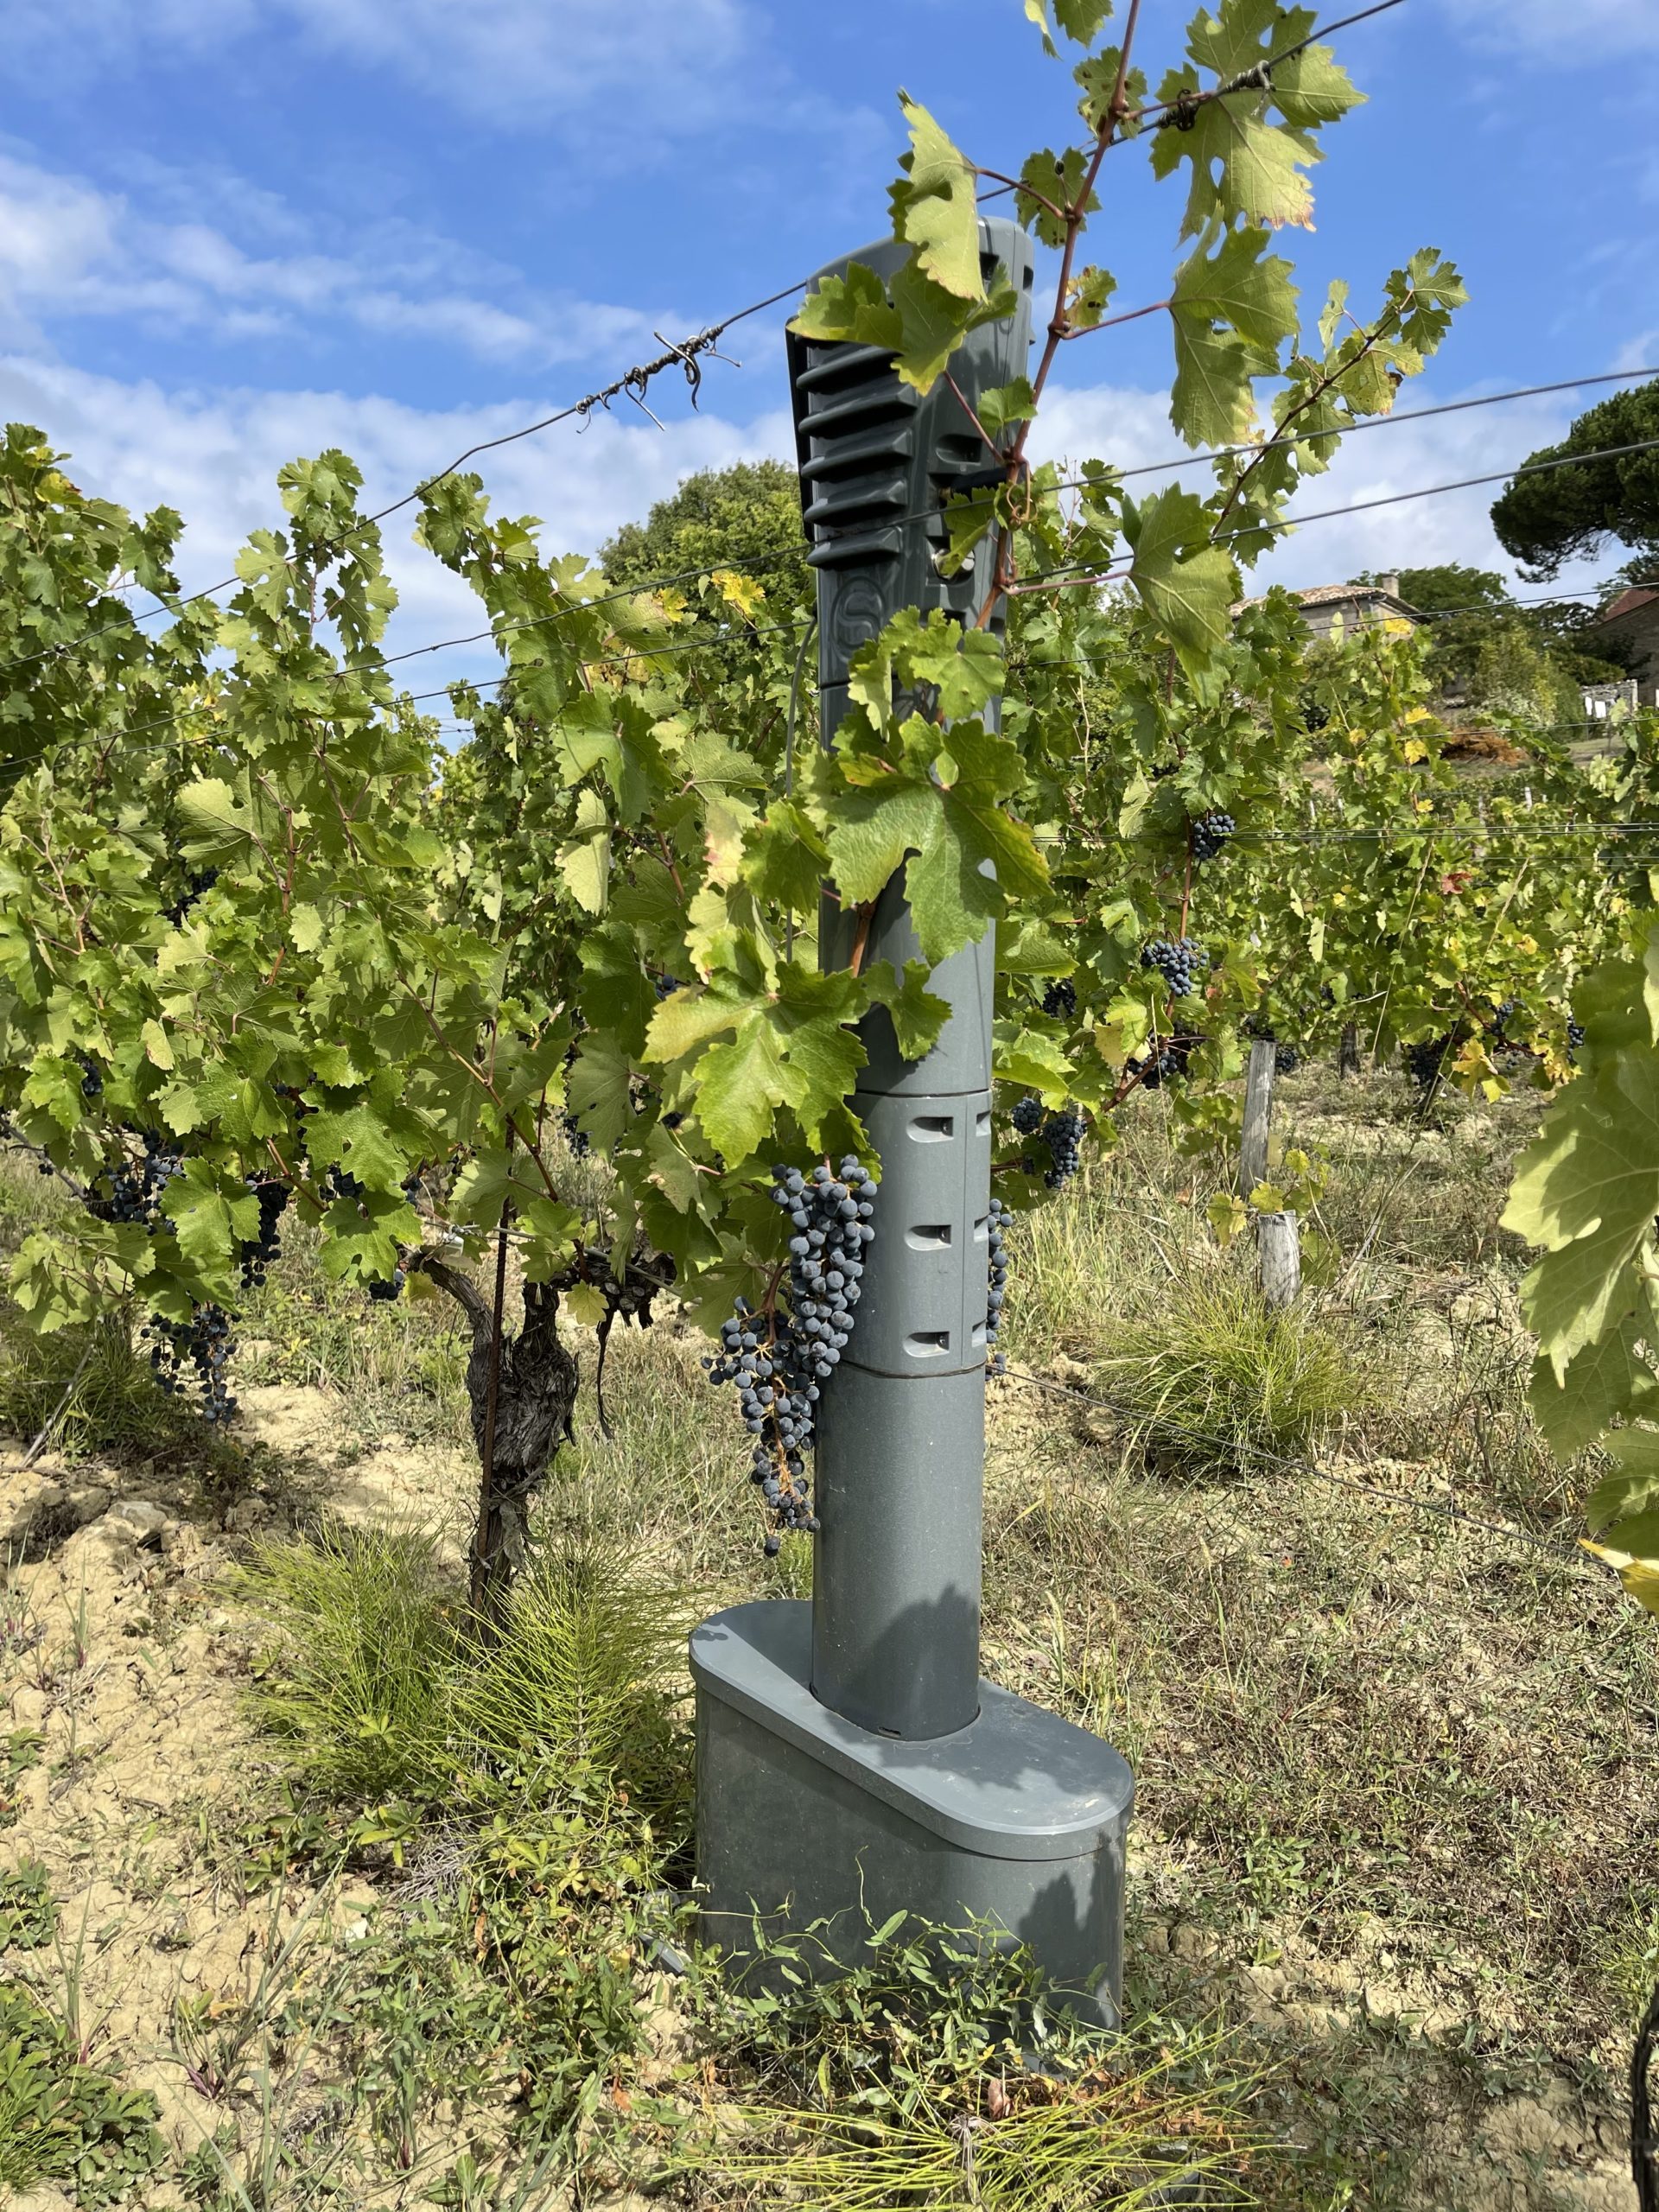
[691,218,1134,2026]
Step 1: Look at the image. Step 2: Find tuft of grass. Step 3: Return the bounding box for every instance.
[237,1522,454,1803]
[451,1537,687,1799]
[1090,1268,1367,1477]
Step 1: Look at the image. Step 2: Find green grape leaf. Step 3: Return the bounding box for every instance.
[162,1158,261,1272]
[1270,38,1365,129]
[889,95,983,302]
[1586,1427,1659,1536]
[693,1015,791,1166]
[976,378,1036,442]
[1017,148,1097,251]
[864,959,951,1062]
[564,1283,609,1330]
[822,780,938,908]
[743,800,830,912]
[907,788,1049,965]
[1066,264,1118,331]
[1504,1045,1659,1373]
[994,1020,1074,1096]
[1124,486,1237,670]
[1171,226,1298,350]
[316,1185,419,1287]
[790,262,902,352]
[1170,324,1260,448]
[889,262,1019,395]
[567,1035,633,1154]
[1527,1293,1659,1457]
[558,788,611,916]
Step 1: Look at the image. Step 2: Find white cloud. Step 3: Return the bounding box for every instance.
[0,355,797,690]
[1034,370,1633,601]
[5,0,756,137]
[1438,0,1659,60]
[0,151,672,370]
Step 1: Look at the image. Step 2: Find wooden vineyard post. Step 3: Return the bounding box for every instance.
[1241,1038,1300,1309]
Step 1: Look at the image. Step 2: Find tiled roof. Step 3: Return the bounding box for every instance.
[1234,582,1421,617]
[1593,587,1659,625]
[1294,582,1402,607]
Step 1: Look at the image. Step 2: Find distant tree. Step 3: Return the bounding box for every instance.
[1490,380,1659,579]
[1359,560,1627,711]
[1362,563,1508,613]
[600,459,810,611]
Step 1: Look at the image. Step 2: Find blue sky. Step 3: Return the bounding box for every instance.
[3,0,1656,678]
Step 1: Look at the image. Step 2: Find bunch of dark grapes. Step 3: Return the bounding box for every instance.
[706,1158,877,1552]
[1404,1034,1455,1096]
[1041,977,1077,1020]
[1040,1103,1085,1187]
[985,1198,1011,1376]
[162,868,219,927]
[1489,996,1528,1049]
[1138,1037,1196,1090]
[1274,1044,1300,1076]
[239,1179,289,1287]
[144,1305,236,1424]
[654,974,682,1000]
[91,1131,185,1229]
[369,1264,408,1303]
[1141,938,1207,1000]
[1009,1095,1086,1186]
[1567,1019,1586,1062]
[1190,811,1236,864]
[79,1058,104,1101]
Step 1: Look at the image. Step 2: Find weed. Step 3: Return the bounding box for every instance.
[0,1858,55,1949]
[0,1729,41,1828]
[683,1916,1261,2207]
[0,1982,164,2205]
[450,1536,688,1805]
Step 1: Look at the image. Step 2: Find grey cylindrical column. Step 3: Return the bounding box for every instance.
[785,219,1034,1742]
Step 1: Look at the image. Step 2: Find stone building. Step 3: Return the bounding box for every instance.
[1582,585,1659,706]
[1236,573,1423,642]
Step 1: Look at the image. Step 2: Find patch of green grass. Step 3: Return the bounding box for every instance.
[1089,1267,1369,1477]
[0,1311,196,1465]
[0,1982,165,2205]
[237,1522,454,1803]
[452,1537,688,1804]
[237,1519,690,1821]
